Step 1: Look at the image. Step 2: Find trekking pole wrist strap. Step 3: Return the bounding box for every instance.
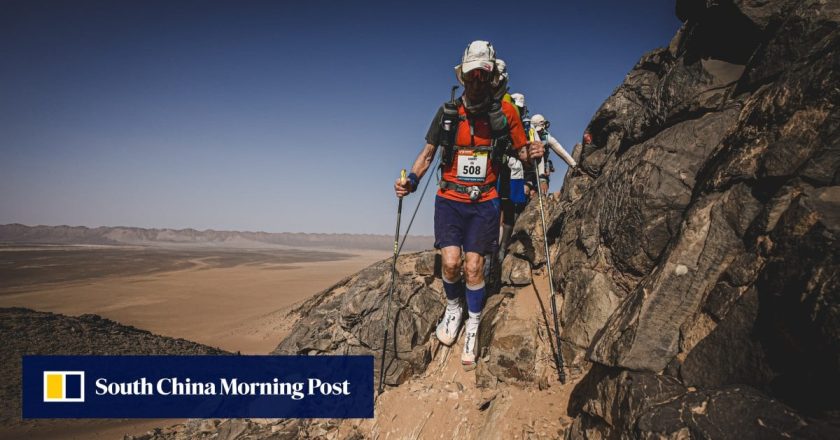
[407,173,419,192]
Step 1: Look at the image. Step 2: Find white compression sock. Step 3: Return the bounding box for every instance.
[446,297,461,311]
[466,311,480,333]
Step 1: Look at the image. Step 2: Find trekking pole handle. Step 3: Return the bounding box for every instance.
[399,169,407,198]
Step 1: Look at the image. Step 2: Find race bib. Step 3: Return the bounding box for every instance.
[456,151,488,182]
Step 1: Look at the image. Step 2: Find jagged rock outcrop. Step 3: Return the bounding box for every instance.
[273,251,444,386]
[475,289,541,387]
[565,365,838,439]
[0,308,227,426]
[634,386,836,439]
[508,0,840,437]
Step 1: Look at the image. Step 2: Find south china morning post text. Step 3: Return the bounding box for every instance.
[94,376,351,400]
[22,355,374,418]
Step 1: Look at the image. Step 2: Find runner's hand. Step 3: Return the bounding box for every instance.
[528,141,545,159]
[394,178,412,198]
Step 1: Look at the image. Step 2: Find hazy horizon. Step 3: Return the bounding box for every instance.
[0,221,434,236]
[2,0,680,235]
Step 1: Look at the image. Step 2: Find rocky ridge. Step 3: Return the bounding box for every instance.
[25,0,839,438]
[0,308,227,429]
[146,0,840,439]
[554,0,840,437]
[261,0,840,437]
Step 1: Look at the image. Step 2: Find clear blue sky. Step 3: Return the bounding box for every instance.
[1,0,680,235]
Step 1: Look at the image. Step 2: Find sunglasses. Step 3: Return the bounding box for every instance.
[463,69,492,83]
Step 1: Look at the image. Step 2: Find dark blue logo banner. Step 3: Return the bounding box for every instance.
[23,355,374,418]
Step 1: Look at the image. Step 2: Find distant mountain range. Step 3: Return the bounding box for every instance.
[0,223,433,252]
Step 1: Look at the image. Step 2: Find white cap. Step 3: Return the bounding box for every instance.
[459,40,496,74]
[493,59,508,88]
[511,93,526,108]
[495,59,507,76]
[531,114,547,129]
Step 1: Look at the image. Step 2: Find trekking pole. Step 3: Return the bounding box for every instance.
[396,85,455,254]
[397,154,439,255]
[532,158,567,384]
[378,169,406,395]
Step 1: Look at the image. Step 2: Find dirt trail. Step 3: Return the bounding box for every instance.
[352,273,577,439]
[93,275,579,440]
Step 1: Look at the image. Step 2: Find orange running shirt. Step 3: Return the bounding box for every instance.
[426,100,528,203]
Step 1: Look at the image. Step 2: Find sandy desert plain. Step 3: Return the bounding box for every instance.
[0,243,391,439]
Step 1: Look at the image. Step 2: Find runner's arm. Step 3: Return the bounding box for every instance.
[547,135,577,168]
[411,143,439,180]
[395,143,438,197]
[504,102,543,166]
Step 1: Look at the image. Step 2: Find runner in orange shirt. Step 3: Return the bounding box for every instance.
[394,41,543,370]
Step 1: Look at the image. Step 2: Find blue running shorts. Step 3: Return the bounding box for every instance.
[434,196,500,255]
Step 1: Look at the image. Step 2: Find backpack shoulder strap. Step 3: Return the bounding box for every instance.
[487,99,512,165]
[438,97,461,167]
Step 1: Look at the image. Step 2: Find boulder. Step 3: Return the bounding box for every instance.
[567,366,686,438]
[273,251,443,388]
[476,304,538,387]
[636,386,840,439]
[589,183,761,372]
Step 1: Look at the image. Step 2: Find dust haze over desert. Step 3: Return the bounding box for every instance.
[0,226,397,439]
[0,224,428,358]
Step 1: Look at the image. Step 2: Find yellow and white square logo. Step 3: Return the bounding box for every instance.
[43,371,85,402]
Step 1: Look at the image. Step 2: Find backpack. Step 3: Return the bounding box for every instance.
[437,97,513,170]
